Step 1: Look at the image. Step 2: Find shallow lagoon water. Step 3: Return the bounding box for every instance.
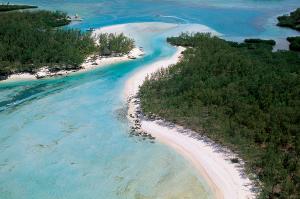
[0,23,214,198]
[0,0,300,198]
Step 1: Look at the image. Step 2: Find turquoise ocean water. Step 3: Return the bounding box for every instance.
[0,1,299,198]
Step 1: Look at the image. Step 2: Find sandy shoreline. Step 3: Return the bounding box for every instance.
[125,47,256,199]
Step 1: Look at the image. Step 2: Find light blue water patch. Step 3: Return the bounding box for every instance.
[5,0,300,37]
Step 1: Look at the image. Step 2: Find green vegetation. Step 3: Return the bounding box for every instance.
[277,8,300,31]
[0,8,135,80]
[244,38,276,46]
[228,38,276,51]
[0,4,37,12]
[97,33,134,56]
[140,33,300,198]
[0,10,95,79]
[287,36,300,51]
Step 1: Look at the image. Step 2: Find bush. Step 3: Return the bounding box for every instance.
[244,39,276,46]
[96,33,134,56]
[287,36,300,51]
[0,10,96,79]
[277,8,300,31]
[0,4,37,12]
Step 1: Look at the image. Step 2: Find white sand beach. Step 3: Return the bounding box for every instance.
[125,46,256,199]
[4,47,143,82]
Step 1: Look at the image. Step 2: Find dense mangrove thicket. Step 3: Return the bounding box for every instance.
[97,33,134,56]
[277,8,300,31]
[287,36,300,51]
[139,33,300,198]
[0,9,95,79]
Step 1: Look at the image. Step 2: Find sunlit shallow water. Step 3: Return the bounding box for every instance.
[0,0,300,198]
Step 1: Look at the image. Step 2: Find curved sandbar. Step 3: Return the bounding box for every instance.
[124,23,255,199]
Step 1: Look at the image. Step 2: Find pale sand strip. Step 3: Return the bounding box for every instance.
[4,47,143,82]
[125,47,255,199]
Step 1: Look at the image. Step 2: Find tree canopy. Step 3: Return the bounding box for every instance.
[287,36,300,51]
[96,33,134,56]
[0,4,37,12]
[0,10,96,79]
[140,33,300,198]
[0,8,135,80]
[277,8,300,31]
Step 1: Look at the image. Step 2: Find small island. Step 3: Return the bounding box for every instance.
[277,8,300,31]
[0,4,37,12]
[0,5,141,81]
[287,36,300,51]
[138,33,300,198]
[276,8,300,52]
